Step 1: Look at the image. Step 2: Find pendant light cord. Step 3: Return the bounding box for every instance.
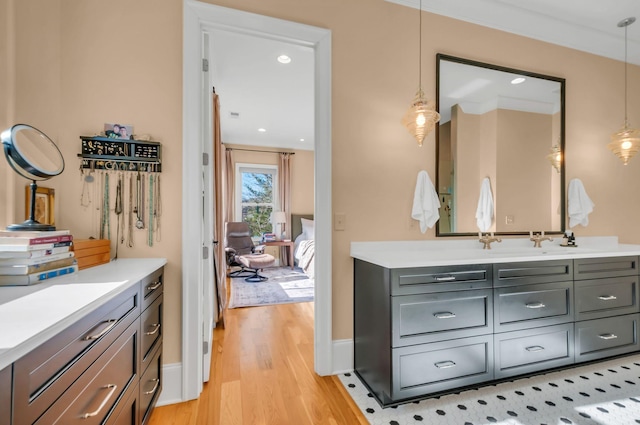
[624,23,628,125]
[418,0,422,91]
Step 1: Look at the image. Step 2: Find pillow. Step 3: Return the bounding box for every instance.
[300,218,315,240]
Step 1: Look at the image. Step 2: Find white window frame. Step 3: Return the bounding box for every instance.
[235,163,278,237]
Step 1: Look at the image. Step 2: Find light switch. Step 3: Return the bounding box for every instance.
[505,215,514,225]
[334,213,346,231]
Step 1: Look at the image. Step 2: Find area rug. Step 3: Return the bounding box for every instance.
[338,355,640,425]
[228,266,314,308]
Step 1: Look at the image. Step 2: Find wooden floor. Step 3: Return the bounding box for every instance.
[147,301,367,425]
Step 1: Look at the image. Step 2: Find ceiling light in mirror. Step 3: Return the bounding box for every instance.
[258,128,266,133]
[511,77,526,84]
[277,55,292,64]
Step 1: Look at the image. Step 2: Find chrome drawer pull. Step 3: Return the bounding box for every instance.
[598,295,617,301]
[146,281,162,291]
[525,302,546,309]
[433,312,456,319]
[598,333,618,340]
[82,384,117,418]
[526,345,545,352]
[84,319,118,341]
[144,378,160,395]
[435,276,456,281]
[434,360,456,369]
[145,323,161,335]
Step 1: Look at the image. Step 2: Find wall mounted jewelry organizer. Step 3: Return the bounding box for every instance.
[77,136,162,172]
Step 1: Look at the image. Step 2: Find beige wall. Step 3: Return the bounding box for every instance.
[4,0,640,365]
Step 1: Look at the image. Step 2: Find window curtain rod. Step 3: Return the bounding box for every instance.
[225,147,295,155]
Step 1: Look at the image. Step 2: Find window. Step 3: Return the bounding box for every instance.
[235,164,278,240]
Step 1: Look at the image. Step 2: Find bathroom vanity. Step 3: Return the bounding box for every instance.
[0,258,166,425]
[352,238,640,407]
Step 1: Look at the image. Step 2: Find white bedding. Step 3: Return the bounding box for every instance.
[295,239,315,276]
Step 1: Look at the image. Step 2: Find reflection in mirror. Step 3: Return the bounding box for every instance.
[436,54,565,236]
[1,124,65,231]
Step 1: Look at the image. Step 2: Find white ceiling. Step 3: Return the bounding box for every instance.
[210,1,639,151]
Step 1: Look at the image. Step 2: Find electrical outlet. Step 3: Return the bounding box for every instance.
[505,215,514,225]
[334,213,346,231]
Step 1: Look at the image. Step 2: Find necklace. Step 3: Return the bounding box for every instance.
[114,174,123,258]
[148,173,154,247]
[128,173,135,248]
[155,174,162,242]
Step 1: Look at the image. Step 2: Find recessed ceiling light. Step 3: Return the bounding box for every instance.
[299,138,305,142]
[277,55,292,64]
[258,128,267,133]
[511,77,526,85]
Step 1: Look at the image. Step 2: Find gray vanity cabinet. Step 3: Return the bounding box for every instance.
[0,366,11,425]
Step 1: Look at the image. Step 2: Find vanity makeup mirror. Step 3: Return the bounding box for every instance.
[436,54,565,236]
[1,124,65,231]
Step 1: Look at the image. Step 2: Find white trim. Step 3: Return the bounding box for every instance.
[156,363,184,406]
[183,0,333,402]
[332,339,354,374]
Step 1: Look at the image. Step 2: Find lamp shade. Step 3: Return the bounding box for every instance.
[608,123,640,165]
[402,89,440,147]
[270,211,287,224]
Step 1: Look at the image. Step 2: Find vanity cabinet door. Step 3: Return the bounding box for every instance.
[574,256,639,280]
[575,313,640,362]
[575,276,639,321]
[0,365,11,425]
[494,323,574,379]
[141,293,163,372]
[392,289,493,346]
[494,281,573,332]
[494,260,573,287]
[140,343,162,425]
[391,335,493,401]
[390,264,492,295]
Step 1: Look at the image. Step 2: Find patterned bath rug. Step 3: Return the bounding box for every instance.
[228,266,314,308]
[339,354,640,425]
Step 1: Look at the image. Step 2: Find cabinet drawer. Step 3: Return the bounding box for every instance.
[575,276,639,321]
[107,383,139,425]
[575,313,640,362]
[0,365,11,425]
[494,324,574,379]
[34,319,139,425]
[392,289,493,346]
[140,344,162,425]
[494,281,573,332]
[574,256,639,280]
[141,267,163,311]
[13,284,140,425]
[494,260,573,287]
[390,264,492,295]
[141,293,163,371]
[391,335,493,401]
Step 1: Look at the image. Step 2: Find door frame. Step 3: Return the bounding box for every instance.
[182,0,332,400]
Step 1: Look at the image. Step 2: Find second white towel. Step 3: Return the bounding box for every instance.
[411,170,440,233]
[568,178,594,228]
[476,177,494,232]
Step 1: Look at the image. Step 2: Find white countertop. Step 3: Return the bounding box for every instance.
[351,236,640,269]
[0,257,167,370]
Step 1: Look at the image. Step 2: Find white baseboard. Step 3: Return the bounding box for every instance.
[332,338,354,374]
[156,339,354,406]
[156,362,183,406]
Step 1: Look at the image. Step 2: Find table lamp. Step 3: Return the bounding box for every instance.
[270,211,287,240]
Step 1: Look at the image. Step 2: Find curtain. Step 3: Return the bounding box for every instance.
[225,149,234,222]
[213,92,226,325]
[278,153,292,265]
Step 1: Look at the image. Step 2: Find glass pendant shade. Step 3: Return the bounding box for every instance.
[547,144,562,172]
[608,122,640,165]
[402,88,440,147]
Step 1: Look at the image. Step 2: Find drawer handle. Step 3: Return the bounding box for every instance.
[434,360,456,369]
[598,333,618,340]
[435,276,456,281]
[146,323,161,335]
[598,295,617,301]
[433,312,456,319]
[147,281,162,291]
[525,302,546,309]
[144,378,160,395]
[525,345,545,352]
[82,384,117,418]
[84,319,118,341]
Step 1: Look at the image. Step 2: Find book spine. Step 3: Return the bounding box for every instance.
[31,265,78,283]
[0,258,76,275]
[0,252,74,266]
[0,234,73,246]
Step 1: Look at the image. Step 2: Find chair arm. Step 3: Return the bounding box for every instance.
[253,244,266,253]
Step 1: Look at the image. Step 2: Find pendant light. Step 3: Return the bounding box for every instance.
[547,142,562,173]
[401,0,440,147]
[607,17,640,165]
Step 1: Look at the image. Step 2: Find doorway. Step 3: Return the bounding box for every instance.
[182,0,332,401]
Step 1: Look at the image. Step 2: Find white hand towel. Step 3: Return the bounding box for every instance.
[411,170,440,233]
[475,177,494,232]
[568,178,594,228]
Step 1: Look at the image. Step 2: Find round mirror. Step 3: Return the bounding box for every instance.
[1,124,65,231]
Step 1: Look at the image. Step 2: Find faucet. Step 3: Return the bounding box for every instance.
[478,232,502,250]
[530,231,553,248]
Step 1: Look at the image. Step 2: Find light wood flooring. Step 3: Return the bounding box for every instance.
[147,301,367,425]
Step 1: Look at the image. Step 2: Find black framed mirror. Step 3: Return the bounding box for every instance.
[1,124,65,231]
[436,54,565,236]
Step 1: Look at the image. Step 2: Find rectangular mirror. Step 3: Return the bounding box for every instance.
[436,54,565,236]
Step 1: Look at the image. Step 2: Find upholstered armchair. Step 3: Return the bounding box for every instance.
[224,222,275,282]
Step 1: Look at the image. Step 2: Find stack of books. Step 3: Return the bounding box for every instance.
[262,232,277,242]
[0,230,78,286]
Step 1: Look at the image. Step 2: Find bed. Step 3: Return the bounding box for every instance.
[291,213,314,277]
